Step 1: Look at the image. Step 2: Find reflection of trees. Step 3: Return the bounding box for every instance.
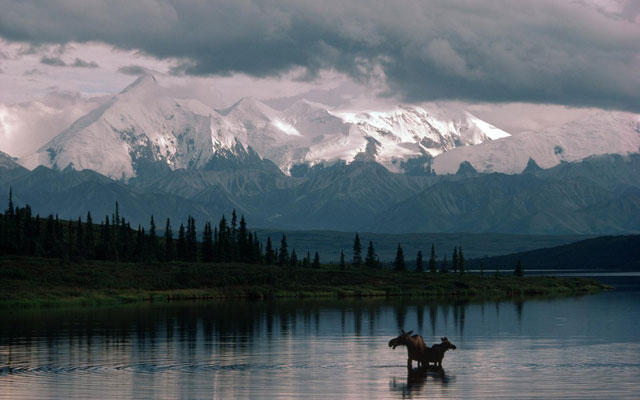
[514,299,524,325]
[441,303,450,332]
[394,303,408,332]
[453,302,467,337]
[416,305,424,332]
[429,304,438,336]
[354,307,362,336]
[367,304,379,336]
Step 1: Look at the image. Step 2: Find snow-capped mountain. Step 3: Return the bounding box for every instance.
[320,104,510,172]
[431,110,640,174]
[18,75,512,179]
[22,75,220,179]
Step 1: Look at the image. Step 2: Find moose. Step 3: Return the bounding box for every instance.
[388,330,456,369]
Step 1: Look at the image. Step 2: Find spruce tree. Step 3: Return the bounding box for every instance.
[365,240,377,268]
[514,260,524,277]
[428,244,437,273]
[164,218,175,261]
[452,247,459,274]
[99,216,112,260]
[253,232,262,264]
[458,246,465,275]
[393,244,406,272]
[23,206,34,255]
[134,226,145,261]
[230,210,238,260]
[186,216,197,262]
[177,223,187,261]
[7,187,13,216]
[265,237,275,265]
[238,215,248,262]
[114,201,120,227]
[75,217,84,259]
[218,215,229,262]
[339,250,346,270]
[123,221,133,261]
[302,251,310,268]
[0,211,5,255]
[312,251,320,268]
[213,227,219,261]
[4,188,16,254]
[290,248,298,267]
[85,212,94,259]
[202,222,214,262]
[148,215,158,261]
[65,219,74,260]
[415,250,424,272]
[32,214,42,256]
[441,254,449,273]
[43,214,55,257]
[278,234,289,266]
[54,214,64,258]
[352,233,362,267]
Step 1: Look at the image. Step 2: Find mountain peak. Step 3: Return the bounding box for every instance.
[523,157,543,174]
[456,160,478,176]
[222,97,279,119]
[120,74,160,95]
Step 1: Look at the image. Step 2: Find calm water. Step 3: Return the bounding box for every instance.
[1,276,639,399]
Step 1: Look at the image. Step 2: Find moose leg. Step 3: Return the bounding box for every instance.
[407,358,412,369]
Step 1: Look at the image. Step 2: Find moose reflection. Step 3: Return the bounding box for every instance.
[389,364,452,398]
[388,330,456,369]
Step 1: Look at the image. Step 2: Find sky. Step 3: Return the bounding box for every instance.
[0,0,638,156]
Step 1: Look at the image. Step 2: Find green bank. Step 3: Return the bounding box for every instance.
[0,256,607,308]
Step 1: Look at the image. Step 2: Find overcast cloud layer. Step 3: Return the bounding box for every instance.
[0,0,638,111]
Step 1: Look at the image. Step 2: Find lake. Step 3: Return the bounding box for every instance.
[1,274,639,399]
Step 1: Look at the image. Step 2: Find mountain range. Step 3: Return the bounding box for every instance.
[1,75,639,235]
[19,75,516,179]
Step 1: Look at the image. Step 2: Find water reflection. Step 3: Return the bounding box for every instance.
[0,291,639,399]
[0,300,480,348]
[389,367,452,399]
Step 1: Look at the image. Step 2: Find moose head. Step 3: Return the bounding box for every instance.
[439,337,457,350]
[388,330,414,349]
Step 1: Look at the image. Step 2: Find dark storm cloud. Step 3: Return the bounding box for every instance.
[1,0,639,110]
[40,55,98,68]
[40,56,66,66]
[117,65,149,76]
[71,58,98,68]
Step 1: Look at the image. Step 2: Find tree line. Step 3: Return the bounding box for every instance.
[344,232,468,274]
[0,189,321,266]
[1,189,523,274]
[346,232,523,275]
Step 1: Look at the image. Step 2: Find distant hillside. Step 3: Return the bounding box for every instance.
[2,153,639,235]
[468,235,640,270]
[255,230,589,263]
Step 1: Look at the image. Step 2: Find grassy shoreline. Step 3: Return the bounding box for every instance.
[0,256,608,308]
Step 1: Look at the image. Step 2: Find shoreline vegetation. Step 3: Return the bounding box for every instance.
[0,191,609,309]
[0,256,608,308]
